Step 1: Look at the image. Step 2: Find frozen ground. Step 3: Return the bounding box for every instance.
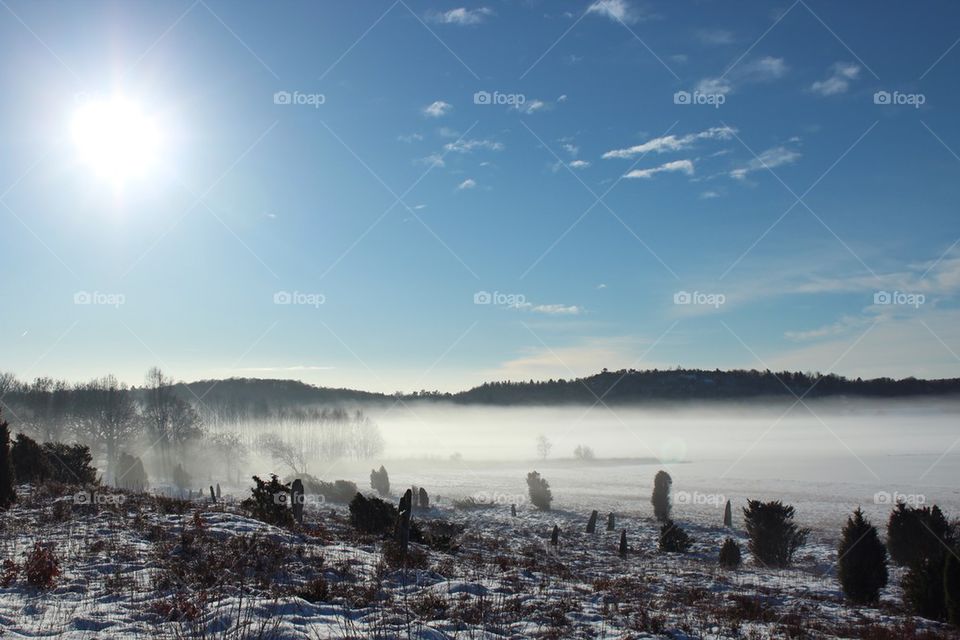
[0,479,955,639]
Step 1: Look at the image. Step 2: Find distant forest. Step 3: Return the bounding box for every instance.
[142,368,960,411]
[4,369,960,427]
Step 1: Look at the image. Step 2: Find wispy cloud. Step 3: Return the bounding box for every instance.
[457,178,477,190]
[696,56,787,96]
[423,100,452,118]
[426,7,493,25]
[531,304,583,315]
[624,159,694,179]
[810,62,861,96]
[729,146,800,179]
[695,28,734,45]
[398,133,423,143]
[444,138,504,153]
[419,154,446,168]
[514,99,549,115]
[569,160,591,169]
[586,0,641,24]
[603,126,735,159]
[234,365,334,372]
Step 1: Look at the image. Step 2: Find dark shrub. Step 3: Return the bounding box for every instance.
[742,500,808,568]
[42,442,97,485]
[837,508,888,604]
[241,474,293,527]
[904,553,948,620]
[419,487,429,509]
[723,500,733,527]
[659,520,692,553]
[0,417,15,509]
[11,433,50,485]
[651,470,671,522]
[115,452,148,492]
[945,551,960,626]
[526,470,553,511]
[348,493,397,534]
[719,537,742,569]
[293,475,358,504]
[370,465,390,496]
[24,543,60,590]
[896,504,955,621]
[887,502,952,567]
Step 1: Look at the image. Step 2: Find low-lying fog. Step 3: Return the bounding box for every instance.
[213,398,960,533]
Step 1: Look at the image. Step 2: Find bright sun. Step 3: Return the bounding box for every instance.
[71,96,161,183]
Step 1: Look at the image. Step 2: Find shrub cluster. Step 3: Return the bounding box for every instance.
[348,493,397,534]
[743,500,808,568]
[526,471,552,511]
[658,520,693,553]
[11,434,97,485]
[241,474,293,527]
[369,465,390,496]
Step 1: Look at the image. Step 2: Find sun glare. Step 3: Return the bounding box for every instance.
[71,95,161,183]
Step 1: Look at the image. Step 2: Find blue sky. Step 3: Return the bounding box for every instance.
[1,0,959,392]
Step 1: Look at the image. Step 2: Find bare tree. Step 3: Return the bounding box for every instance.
[169,396,203,454]
[259,433,307,475]
[77,375,138,483]
[536,434,553,461]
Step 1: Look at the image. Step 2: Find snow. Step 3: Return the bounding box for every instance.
[0,478,955,639]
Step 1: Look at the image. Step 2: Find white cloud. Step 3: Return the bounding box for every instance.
[624,159,694,179]
[235,365,334,372]
[562,143,579,157]
[695,77,733,96]
[457,178,477,190]
[695,56,786,96]
[557,94,568,102]
[423,101,452,118]
[586,0,639,23]
[811,62,861,96]
[569,160,591,169]
[444,138,504,153]
[515,99,548,115]
[532,304,583,315]
[419,154,446,168]
[700,190,720,199]
[603,126,735,159]
[729,146,800,179]
[427,7,493,25]
[696,28,734,45]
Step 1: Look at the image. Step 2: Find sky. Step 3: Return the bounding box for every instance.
[1,0,959,393]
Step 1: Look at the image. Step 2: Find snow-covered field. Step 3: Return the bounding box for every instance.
[0,476,956,639]
[2,400,958,638]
